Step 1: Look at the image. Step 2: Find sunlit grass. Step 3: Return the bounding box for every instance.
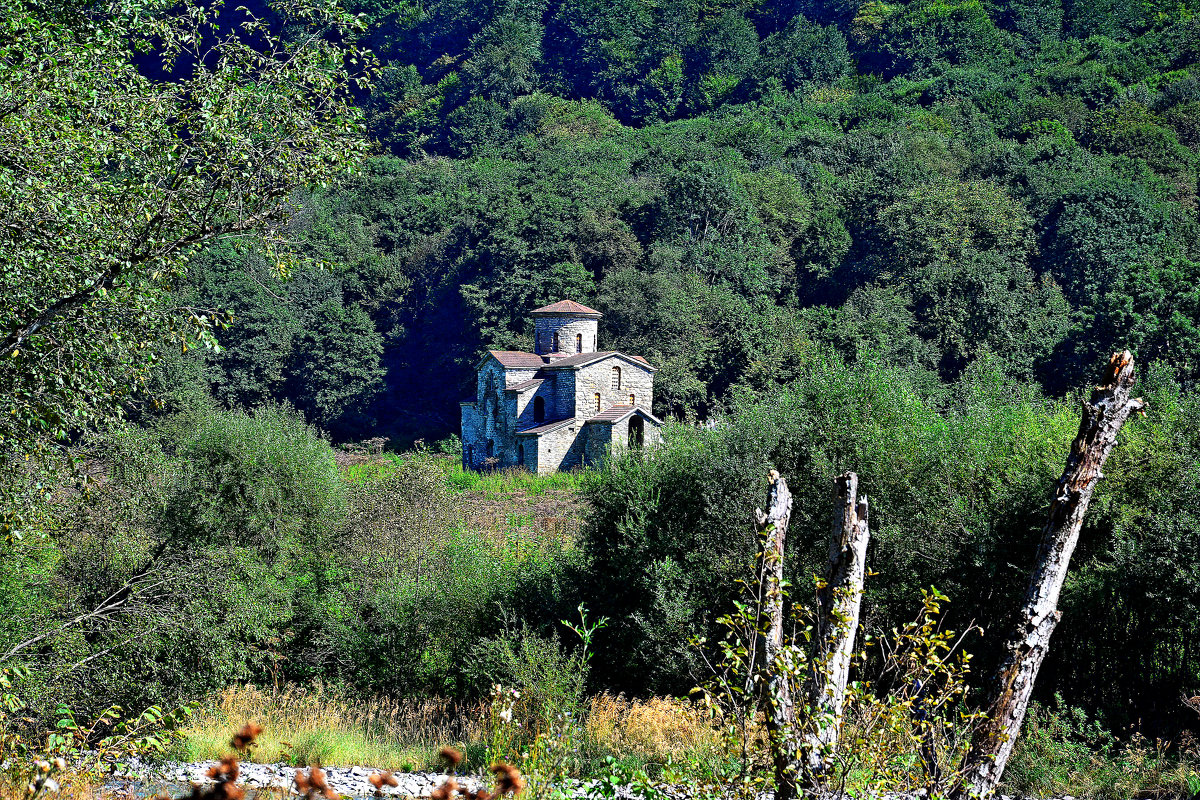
[172,684,489,770]
[172,685,722,780]
[444,463,585,499]
[342,452,586,500]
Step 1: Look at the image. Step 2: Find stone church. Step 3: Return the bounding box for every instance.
[460,300,663,473]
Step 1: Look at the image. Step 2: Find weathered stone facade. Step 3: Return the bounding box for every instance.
[460,300,663,474]
[534,316,599,356]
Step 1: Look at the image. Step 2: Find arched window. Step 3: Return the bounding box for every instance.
[575,333,583,353]
[594,393,601,413]
[628,393,635,406]
[611,366,621,391]
[553,331,560,352]
[533,396,545,422]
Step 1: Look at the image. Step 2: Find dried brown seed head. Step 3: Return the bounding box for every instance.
[369,771,399,796]
[431,777,459,800]
[294,771,309,790]
[439,747,464,770]
[207,757,240,784]
[231,722,263,751]
[490,763,524,797]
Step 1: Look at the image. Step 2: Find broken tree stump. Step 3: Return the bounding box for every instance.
[803,471,871,785]
[956,351,1147,798]
[756,469,797,800]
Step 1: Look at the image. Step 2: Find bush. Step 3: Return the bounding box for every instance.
[581,351,1071,695]
[15,403,347,720]
[1003,698,1200,799]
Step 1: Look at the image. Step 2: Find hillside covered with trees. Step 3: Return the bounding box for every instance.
[169,0,1200,442]
[3,0,1200,796]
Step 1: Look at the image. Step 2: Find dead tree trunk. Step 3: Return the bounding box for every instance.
[756,469,797,800]
[957,351,1146,798]
[803,472,871,785]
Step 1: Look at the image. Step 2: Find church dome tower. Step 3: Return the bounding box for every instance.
[531,300,602,356]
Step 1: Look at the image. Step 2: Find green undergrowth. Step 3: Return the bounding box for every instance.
[342,450,586,499]
[1002,697,1200,800]
[444,462,585,498]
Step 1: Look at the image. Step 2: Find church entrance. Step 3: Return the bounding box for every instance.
[628,415,644,448]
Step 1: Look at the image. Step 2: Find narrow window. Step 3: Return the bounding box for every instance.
[534,396,545,422]
[518,443,525,464]
[576,333,582,353]
[594,334,597,349]
[629,415,644,448]
[611,366,621,391]
[629,393,635,406]
[594,393,601,412]
[487,439,494,458]
[467,444,474,464]
[553,331,560,352]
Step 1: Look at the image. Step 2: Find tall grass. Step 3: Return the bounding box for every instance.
[173,686,721,778]
[173,685,489,770]
[343,452,585,501]
[584,693,721,769]
[1001,699,1200,800]
[444,463,584,499]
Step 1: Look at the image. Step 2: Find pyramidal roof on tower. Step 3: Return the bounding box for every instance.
[530,300,602,317]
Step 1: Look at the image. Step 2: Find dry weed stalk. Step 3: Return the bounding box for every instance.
[165,723,266,800]
[294,766,337,800]
[368,772,399,798]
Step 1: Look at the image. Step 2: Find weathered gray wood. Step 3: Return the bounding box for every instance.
[957,351,1146,798]
[803,472,870,785]
[755,469,797,800]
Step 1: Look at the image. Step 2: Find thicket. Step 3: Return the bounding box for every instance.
[582,351,1200,736]
[0,403,577,728]
[3,358,1199,794]
[159,0,1200,444]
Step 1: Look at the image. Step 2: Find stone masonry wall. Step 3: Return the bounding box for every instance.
[535,317,599,355]
[551,370,576,419]
[516,378,567,427]
[465,360,531,468]
[533,423,588,473]
[572,358,654,419]
[583,423,612,465]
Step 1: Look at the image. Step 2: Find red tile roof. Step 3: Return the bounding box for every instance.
[488,350,545,368]
[587,405,665,426]
[506,378,544,392]
[588,404,635,422]
[543,351,614,368]
[516,418,576,436]
[530,300,602,317]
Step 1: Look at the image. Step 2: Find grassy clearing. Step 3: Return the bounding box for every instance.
[1001,701,1200,800]
[173,684,490,770]
[341,451,585,501]
[444,463,584,499]
[172,685,721,777]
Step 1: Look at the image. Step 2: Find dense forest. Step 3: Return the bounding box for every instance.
[3,0,1200,795]
[168,0,1200,441]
